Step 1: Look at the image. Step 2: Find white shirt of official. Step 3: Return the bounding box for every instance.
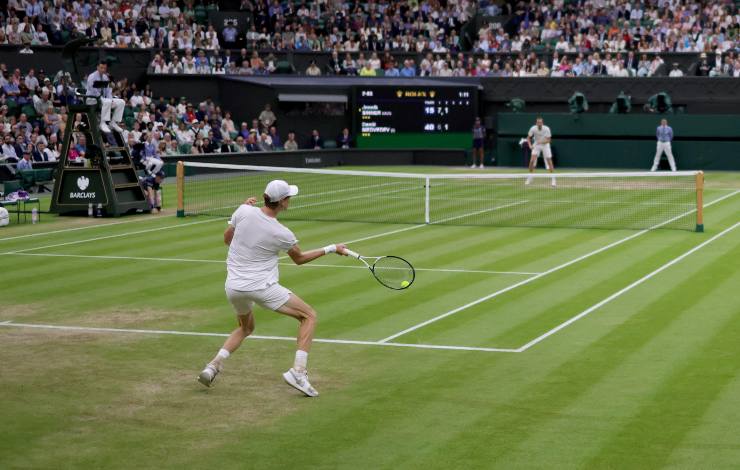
[528,125,552,146]
[226,204,298,291]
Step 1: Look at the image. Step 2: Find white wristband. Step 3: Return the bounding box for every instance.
[323,244,337,255]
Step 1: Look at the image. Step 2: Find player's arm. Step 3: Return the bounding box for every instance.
[527,130,533,147]
[287,243,348,265]
[224,225,235,246]
[224,197,258,245]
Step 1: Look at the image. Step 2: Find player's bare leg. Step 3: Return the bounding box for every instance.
[477,148,485,168]
[198,313,254,387]
[275,294,320,396]
[526,153,537,184]
[545,158,556,186]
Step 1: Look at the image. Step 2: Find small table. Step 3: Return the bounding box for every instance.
[0,198,41,224]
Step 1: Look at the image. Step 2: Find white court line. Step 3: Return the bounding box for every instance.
[379,190,740,343]
[3,218,222,254]
[0,322,519,353]
[0,252,538,276]
[517,220,740,352]
[0,215,164,242]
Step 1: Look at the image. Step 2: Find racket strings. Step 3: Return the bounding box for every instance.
[372,256,415,289]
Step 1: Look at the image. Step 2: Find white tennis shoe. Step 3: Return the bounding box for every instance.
[525,176,533,185]
[551,179,557,187]
[283,368,319,397]
[197,363,221,388]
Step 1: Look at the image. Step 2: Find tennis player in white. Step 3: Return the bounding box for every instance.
[197,179,348,397]
[526,117,556,187]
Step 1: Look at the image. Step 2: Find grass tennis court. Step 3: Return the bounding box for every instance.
[2,166,740,468]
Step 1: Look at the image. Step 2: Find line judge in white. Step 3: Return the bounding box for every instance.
[85,60,125,134]
[197,179,349,397]
[526,117,557,187]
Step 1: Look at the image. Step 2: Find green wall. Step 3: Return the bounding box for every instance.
[357,132,470,150]
[496,113,740,170]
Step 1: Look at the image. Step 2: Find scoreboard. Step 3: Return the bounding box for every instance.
[354,86,477,149]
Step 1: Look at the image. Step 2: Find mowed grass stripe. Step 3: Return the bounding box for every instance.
[486,235,740,468]
[384,194,740,346]
[403,235,739,468]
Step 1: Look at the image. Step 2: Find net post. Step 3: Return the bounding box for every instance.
[176,161,185,217]
[424,176,430,224]
[695,171,704,232]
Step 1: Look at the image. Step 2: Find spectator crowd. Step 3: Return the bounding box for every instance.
[1,0,738,77]
[0,62,353,173]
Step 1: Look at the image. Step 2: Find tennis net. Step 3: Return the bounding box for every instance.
[176,162,704,231]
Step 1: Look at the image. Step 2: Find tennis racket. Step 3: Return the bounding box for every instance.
[344,249,415,290]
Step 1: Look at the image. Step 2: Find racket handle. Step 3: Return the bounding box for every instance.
[344,249,361,259]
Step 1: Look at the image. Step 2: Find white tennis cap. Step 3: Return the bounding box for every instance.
[264,179,298,202]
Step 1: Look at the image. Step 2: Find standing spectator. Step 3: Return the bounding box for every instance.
[222,21,238,49]
[650,118,677,172]
[471,117,486,169]
[258,104,276,130]
[307,129,323,149]
[284,131,299,151]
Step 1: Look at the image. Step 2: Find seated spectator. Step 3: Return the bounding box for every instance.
[359,62,376,76]
[220,137,237,153]
[668,63,684,77]
[284,131,299,151]
[1,135,19,162]
[305,60,321,76]
[343,54,357,75]
[337,128,352,149]
[263,125,280,148]
[400,60,417,77]
[17,151,33,170]
[307,129,323,149]
[257,132,274,151]
[234,135,247,153]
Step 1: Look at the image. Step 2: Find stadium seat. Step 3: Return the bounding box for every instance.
[21,104,37,120]
[275,61,294,74]
[324,140,337,149]
[33,169,54,192]
[18,170,36,190]
[3,179,22,194]
[178,143,192,154]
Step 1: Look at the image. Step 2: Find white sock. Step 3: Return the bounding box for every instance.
[212,348,230,365]
[294,350,308,372]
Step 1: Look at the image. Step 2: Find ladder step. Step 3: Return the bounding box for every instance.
[110,165,134,170]
[105,147,127,152]
[114,183,142,189]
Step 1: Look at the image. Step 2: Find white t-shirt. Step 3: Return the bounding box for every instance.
[528,125,552,145]
[225,205,298,291]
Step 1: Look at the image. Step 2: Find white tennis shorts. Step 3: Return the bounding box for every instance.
[225,284,292,314]
[531,144,552,159]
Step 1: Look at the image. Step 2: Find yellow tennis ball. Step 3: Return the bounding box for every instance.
[400,280,410,288]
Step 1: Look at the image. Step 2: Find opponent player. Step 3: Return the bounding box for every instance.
[526,117,556,187]
[197,180,348,397]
